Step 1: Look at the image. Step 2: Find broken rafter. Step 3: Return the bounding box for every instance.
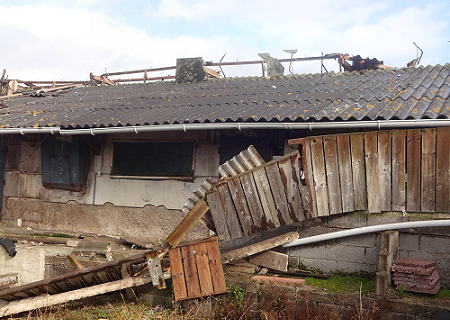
[90,73,115,85]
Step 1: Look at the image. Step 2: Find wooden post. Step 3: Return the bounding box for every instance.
[375,231,399,296]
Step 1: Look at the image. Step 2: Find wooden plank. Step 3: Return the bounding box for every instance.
[436,127,450,213]
[392,130,406,212]
[365,132,381,213]
[205,240,227,293]
[278,154,305,222]
[206,190,231,241]
[248,250,288,272]
[166,200,210,247]
[265,163,293,225]
[421,128,436,213]
[0,275,155,318]
[336,134,354,213]
[193,242,214,296]
[169,247,188,301]
[350,133,367,210]
[238,174,264,232]
[378,131,392,212]
[252,167,280,228]
[302,139,317,218]
[310,137,329,216]
[251,275,305,287]
[181,246,201,298]
[323,135,342,215]
[217,185,244,239]
[221,231,298,264]
[227,178,255,236]
[67,254,84,270]
[406,129,421,212]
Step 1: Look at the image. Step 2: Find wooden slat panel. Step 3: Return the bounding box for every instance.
[421,128,436,213]
[323,135,342,215]
[378,131,392,212]
[227,178,255,236]
[265,163,293,225]
[205,240,227,293]
[252,167,280,228]
[436,127,450,213]
[365,132,381,213]
[336,134,354,213]
[407,129,421,212]
[350,133,367,210]
[217,185,243,239]
[391,130,406,212]
[181,246,201,298]
[278,154,305,222]
[206,190,231,241]
[169,247,188,301]
[238,175,264,231]
[302,139,317,218]
[193,243,214,296]
[310,137,329,216]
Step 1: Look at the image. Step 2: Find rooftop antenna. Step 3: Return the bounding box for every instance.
[407,42,423,67]
[283,49,298,75]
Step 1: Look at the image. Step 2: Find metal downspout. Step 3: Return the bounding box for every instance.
[282,220,450,248]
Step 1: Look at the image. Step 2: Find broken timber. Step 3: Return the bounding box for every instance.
[221,231,298,264]
[0,251,162,317]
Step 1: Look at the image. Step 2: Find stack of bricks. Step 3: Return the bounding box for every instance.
[391,259,441,294]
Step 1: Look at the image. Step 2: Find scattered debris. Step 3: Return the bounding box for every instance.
[251,275,306,287]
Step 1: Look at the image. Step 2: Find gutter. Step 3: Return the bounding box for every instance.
[282,220,450,248]
[2,119,450,136]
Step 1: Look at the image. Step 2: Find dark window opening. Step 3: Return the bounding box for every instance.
[41,136,91,191]
[111,141,194,179]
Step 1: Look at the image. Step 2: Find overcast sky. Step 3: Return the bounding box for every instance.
[1,0,449,82]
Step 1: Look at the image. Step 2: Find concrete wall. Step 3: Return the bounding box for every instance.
[288,212,450,288]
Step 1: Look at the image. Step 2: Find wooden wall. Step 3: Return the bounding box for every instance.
[206,128,450,242]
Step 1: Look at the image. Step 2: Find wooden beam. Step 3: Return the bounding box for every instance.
[67,254,84,270]
[0,275,166,318]
[221,231,298,264]
[248,250,288,272]
[166,200,210,247]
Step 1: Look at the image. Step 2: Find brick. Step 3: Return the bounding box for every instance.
[325,244,366,263]
[288,243,326,259]
[299,258,338,273]
[420,235,450,254]
[364,247,379,265]
[335,233,377,248]
[399,233,419,251]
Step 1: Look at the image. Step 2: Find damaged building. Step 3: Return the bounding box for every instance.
[0,55,449,316]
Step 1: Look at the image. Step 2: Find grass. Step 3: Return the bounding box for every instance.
[29,233,74,238]
[305,275,376,294]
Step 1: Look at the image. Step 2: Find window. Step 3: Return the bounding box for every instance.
[41,136,91,191]
[111,141,194,179]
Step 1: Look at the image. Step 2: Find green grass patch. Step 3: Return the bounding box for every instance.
[305,276,375,294]
[29,233,74,238]
[433,288,450,299]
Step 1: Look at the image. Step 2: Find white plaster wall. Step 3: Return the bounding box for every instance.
[4,132,221,210]
[0,245,45,285]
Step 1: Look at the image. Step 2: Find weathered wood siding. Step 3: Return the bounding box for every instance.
[206,128,450,241]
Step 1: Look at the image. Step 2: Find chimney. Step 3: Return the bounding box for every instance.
[176,57,206,83]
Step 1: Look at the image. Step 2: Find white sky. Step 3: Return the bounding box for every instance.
[1,0,449,81]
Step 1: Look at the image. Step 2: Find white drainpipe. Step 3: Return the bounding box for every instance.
[283,220,450,248]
